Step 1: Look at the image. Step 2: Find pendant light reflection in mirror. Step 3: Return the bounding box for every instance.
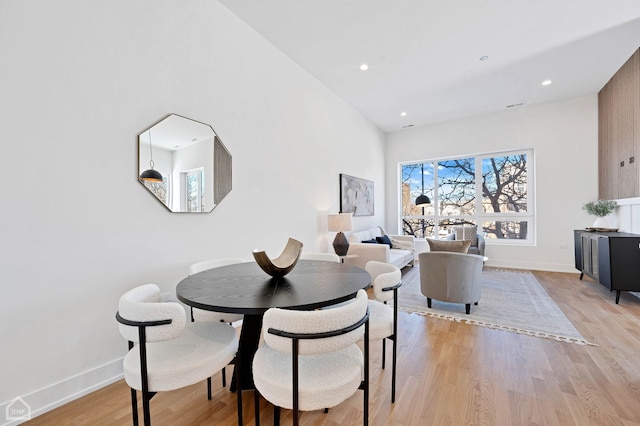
[140,128,163,182]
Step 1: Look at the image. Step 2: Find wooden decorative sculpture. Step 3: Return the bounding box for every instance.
[253,238,304,278]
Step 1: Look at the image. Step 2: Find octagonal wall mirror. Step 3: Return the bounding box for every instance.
[138,114,232,212]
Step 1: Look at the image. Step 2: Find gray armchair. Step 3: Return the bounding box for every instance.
[445,227,485,256]
[418,251,484,314]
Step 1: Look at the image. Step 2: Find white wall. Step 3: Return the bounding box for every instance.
[385,95,599,272]
[0,0,385,421]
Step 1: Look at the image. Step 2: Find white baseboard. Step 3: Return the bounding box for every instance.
[485,259,579,274]
[0,358,123,426]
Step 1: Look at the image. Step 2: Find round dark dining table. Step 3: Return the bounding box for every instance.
[175,259,371,391]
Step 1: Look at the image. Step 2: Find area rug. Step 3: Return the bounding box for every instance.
[396,267,595,346]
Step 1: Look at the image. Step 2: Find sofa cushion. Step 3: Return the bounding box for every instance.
[376,235,392,247]
[390,237,414,253]
[388,249,413,269]
[348,227,383,243]
[427,238,471,254]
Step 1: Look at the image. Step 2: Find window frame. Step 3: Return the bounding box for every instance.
[399,148,535,245]
[184,168,205,213]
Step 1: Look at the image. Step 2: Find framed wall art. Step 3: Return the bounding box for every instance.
[340,173,374,216]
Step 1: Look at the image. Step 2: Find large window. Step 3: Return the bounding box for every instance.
[401,150,534,243]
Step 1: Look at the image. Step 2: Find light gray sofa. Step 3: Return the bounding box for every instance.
[344,226,415,270]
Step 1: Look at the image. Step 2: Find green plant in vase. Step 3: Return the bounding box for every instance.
[582,199,617,229]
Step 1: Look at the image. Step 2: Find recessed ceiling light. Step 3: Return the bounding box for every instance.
[400,112,407,117]
[542,79,552,86]
[360,64,369,71]
[480,56,489,61]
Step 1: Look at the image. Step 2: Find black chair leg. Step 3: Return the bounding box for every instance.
[465,304,471,314]
[254,390,260,426]
[427,298,432,308]
[364,320,369,426]
[222,368,226,387]
[236,353,243,426]
[237,390,243,426]
[130,388,138,426]
[382,339,386,369]
[391,336,396,403]
[207,377,212,400]
[274,406,281,426]
[142,391,151,426]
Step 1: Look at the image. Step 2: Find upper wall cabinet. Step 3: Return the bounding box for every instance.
[138,114,232,212]
[599,48,640,200]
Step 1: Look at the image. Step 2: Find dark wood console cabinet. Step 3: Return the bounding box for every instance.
[574,230,640,304]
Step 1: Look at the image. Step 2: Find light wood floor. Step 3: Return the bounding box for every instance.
[25,268,640,425]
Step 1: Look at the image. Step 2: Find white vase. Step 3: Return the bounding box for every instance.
[592,216,609,229]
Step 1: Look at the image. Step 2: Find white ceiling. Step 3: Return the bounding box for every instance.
[219,0,640,132]
[140,114,215,151]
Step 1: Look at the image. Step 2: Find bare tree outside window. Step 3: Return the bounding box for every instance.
[402,163,434,238]
[482,154,528,239]
[438,157,476,215]
[401,151,531,241]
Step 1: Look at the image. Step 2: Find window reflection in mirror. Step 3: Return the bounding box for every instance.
[138,114,232,212]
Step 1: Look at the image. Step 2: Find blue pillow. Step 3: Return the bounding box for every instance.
[376,235,392,247]
[361,239,377,244]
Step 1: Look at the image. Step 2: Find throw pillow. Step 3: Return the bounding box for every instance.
[376,235,393,247]
[427,238,471,254]
[361,239,377,244]
[390,237,414,254]
[451,225,478,246]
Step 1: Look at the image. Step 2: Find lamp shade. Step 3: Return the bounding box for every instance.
[140,168,163,182]
[327,213,353,232]
[415,194,431,207]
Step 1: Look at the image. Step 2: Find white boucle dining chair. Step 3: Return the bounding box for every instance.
[252,289,370,426]
[116,284,239,426]
[364,261,402,403]
[188,257,245,390]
